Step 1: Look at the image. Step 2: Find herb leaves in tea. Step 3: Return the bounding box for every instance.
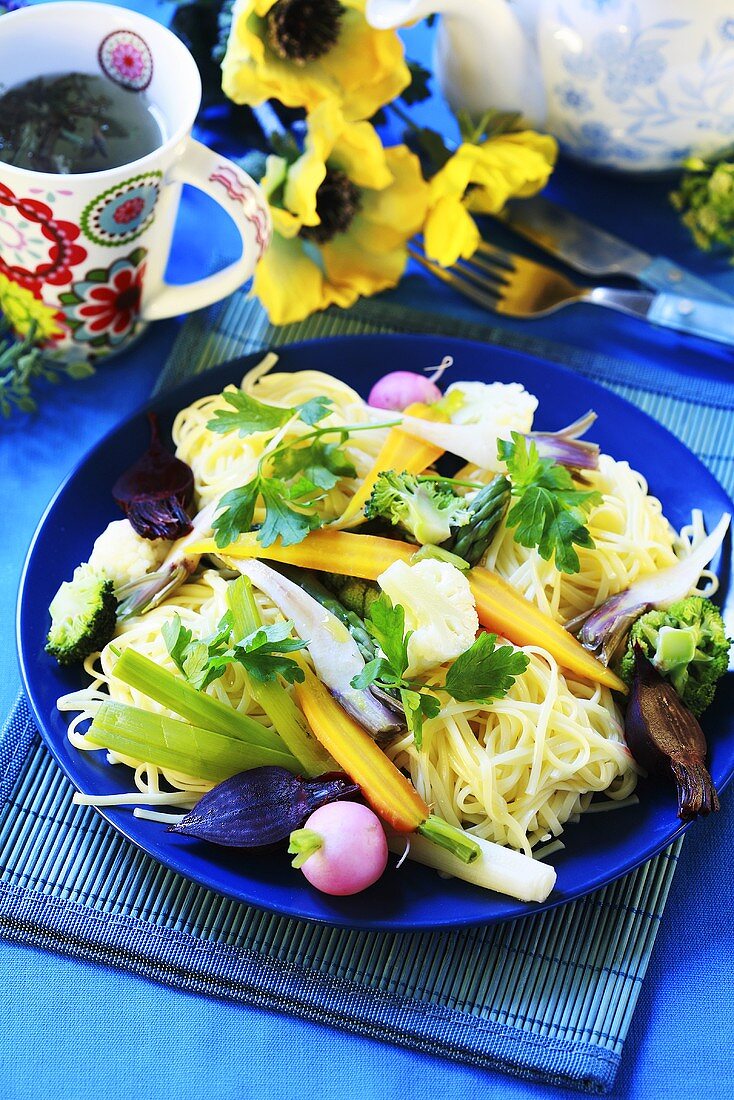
[0,71,164,174]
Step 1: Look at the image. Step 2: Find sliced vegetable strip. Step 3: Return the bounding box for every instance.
[294,667,428,833]
[467,569,627,694]
[87,701,300,783]
[335,401,447,528]
[228,577,334,777]
[198,529,625,691]
[112,648,300,755]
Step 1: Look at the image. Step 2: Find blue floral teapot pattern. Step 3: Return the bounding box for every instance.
[367,0,734,172]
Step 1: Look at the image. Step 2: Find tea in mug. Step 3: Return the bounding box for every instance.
[0,71,165,174]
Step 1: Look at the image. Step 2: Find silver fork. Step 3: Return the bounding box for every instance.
[409,241,734,347]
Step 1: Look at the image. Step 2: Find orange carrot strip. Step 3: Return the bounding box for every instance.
[336,401,447,527]
[295,668,429,833]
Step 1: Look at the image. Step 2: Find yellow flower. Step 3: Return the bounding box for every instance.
[253,101,428,324]
[222,0,410,121]
[424,132,558,267]
[0,275,64,342]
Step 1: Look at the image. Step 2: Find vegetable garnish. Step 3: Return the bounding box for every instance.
[351,594,441,749]
[228,559,404,739]
[190,528,626,690]
[206,389,335,436]
[364,470,472,545]
[530,410,600,471]
[210,400,392,548]
[567,512,731,665]
[112,413,194,541]
[296,668,480,863]
[87,701,301,782]
[288,802,388,896]
[619,597,731,717]
[162,611,308,692]
[168,767,358,847]
[441,474,510,566]
[498,432,602,575]
[625,646,720,821]
[352,593,529,748]
[46,564,117,666]
[334,400,448,529]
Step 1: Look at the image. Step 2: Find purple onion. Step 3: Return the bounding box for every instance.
[168,766,359,847]
[113,412,194,541]
[530,410,600,471]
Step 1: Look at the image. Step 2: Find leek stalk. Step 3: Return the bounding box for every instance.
[87,701,300,783]
[227,576,333,777]
[112,648,295,755]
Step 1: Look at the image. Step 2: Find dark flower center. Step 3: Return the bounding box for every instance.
[300,168,361,245]
[266,0,345,64]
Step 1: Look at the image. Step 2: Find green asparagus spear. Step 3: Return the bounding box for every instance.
[443,476,511,566]
[322,573,382,622]
[279,566,376,662]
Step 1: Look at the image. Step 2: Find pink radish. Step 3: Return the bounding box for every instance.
[288,801,388,895]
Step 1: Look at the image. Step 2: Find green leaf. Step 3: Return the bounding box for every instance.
[402,59,432,105]
[212,479,261,548]
[413,126,453,172]
[233,620,307,684]
[271,437,357,490]
[206,390,292,437]
[498,433,601,575]
[295,396,334,425]
[365,594,411,678]
[161,614,193,673]
[258,478,323,547]
[350,657,393,691]
[401,687,440,750]
[444,632,529,703]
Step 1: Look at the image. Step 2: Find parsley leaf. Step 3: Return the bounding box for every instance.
[444,632,529,702]
[206,389,334,438]
[498,432,602,575]
[295,396,333,425]
[163,611,306,690]
[206,390,292,437]
[271,437,357,490]
[212,480,261,548]
[232,621,307,684]
[364,594,411,677]
[258,477,323,547]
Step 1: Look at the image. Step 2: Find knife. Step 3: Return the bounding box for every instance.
[499,196,734,306]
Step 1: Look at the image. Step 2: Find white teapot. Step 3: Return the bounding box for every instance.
[366,0,734,173]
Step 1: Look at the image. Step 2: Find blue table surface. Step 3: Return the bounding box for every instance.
[2,3,733,1098]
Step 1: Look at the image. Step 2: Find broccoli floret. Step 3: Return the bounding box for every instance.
[619,596,731,716]
[46,564,118,666]
[364,471,471,545]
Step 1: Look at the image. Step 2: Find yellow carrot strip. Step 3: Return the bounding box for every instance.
[194,529,625,692]
[335,401,447,528]
[190,529,415,575]
[294,668,428,833]
[467,568,627,694]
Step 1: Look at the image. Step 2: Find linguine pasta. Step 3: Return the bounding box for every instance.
[58,362,716,856]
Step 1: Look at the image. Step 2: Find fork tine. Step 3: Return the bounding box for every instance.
[408,247,501,312]
[474,239,516,271]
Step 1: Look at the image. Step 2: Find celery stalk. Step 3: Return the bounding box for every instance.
[227,577,333,778]
[112,648,286,753]
[87,700,300,783]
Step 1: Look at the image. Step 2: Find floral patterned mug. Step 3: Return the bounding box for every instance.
[0,2,271,358]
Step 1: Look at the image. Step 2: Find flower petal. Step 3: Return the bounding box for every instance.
[253,233,330,325]
[423,195,480,267]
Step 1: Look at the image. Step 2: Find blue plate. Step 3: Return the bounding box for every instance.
[16,334,734,930]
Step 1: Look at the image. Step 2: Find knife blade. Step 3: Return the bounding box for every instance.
[499,196,734,306]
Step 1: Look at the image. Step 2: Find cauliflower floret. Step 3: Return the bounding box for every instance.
[446,381,538,434]
[87,519,171,590]
[377,559,479,677]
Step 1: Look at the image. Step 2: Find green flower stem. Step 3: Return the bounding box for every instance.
[416,815,480,864]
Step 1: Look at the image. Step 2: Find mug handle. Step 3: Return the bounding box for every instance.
[141,139,271,322]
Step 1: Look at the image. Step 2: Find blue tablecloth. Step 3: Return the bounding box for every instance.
[2,3,733,1098]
